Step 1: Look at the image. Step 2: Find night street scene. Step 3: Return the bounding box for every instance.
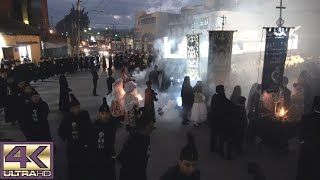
[0,0,320,180]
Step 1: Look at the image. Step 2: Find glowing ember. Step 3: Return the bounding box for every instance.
[137,94,143,101]
[276,107,288,118]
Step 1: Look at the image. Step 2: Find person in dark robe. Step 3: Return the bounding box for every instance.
[181,76,194,125]
[298,71,313,114]
[235,96,248,153]
[92,97,117,180]
[117,108,155,180]
[23,84,33,104]
[209,85,232,156]
[25,89,51,141]
[59,74,71,112]
[159,132,200,180]
[144,81,158,122]
[296,96,320,180]
[108,55,113,69]
[0,71,8,121]
[58,93,94,180]
[247,84,262,144]
[230,85,241,105]
[282,77,291,110]
[91,67,99,96]
[107,70,115,95]
[148,65,161,90]
[84,56,89,69]
[102,56,107,70]
[11,79,28,133]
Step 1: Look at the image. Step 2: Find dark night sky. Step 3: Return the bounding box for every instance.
[48,0,320,29]
[48,0,202,29]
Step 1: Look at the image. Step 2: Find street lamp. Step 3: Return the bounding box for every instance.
[49,29,53,34]
[105,27,108,30]
[97,32,100,35]
[84,29,87,32]
[88,27,92,31]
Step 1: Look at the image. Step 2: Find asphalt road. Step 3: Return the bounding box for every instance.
[0,70,299,180]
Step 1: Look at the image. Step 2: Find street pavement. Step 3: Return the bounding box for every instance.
[0,70,299,180]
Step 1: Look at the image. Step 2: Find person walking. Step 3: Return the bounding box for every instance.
[190,81,207,127]
[117,108,155,180]
[25,89,51,141]
[296,96,320,180]
[92,97,117,180]
[144,81,158,122]
[181,76,194,125]
[107,70,115,95]
[159,132,200,180]
[58,93,94,180]
[123,81,140,135]
[91,67,99,96]
[59,74,71,112]
[209,85,232,156]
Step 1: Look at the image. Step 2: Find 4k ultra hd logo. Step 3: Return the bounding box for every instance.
[0,142,54,179]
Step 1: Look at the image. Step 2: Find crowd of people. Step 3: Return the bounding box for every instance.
[0,51,319,180]
[180,70,319,180]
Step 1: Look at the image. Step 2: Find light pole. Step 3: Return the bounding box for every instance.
[77,0,81,58]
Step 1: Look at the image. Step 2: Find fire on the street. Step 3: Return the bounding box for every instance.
[276,107,288,118]
[137,94,143,101]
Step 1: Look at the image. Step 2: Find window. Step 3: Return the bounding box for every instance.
[141,17,156,25]
[199,18,209,29]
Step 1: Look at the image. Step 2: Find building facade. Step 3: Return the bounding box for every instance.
[134,11,180,52]
[0,0,48,63]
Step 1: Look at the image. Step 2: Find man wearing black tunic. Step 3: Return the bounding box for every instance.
[92,97,117,180]
[117,108,155,180]
[25,89,51,141]
[209,85,232,155]
[58,93,93,180]
[159,132,200,180]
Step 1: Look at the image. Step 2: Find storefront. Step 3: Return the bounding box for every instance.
[0,33,41,63]
[0,18,41,64]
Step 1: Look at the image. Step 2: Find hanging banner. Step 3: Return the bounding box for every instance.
[207,31,234,85]
[186,34,200,80]
[262,27,291,93]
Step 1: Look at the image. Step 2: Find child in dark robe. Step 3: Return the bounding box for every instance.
[92,97,117,180]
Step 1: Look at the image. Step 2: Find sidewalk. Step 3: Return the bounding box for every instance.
[0,114,26,141]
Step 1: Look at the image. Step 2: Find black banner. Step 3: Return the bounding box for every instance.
[262,27,290,93]
[207,31,234,85]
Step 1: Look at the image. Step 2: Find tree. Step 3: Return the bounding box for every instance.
[56,5,90,46]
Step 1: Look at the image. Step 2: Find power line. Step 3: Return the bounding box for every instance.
[90,0,114,20]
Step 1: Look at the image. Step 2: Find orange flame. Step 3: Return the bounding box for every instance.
[276,107,288,118]
[137,94,143,101]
